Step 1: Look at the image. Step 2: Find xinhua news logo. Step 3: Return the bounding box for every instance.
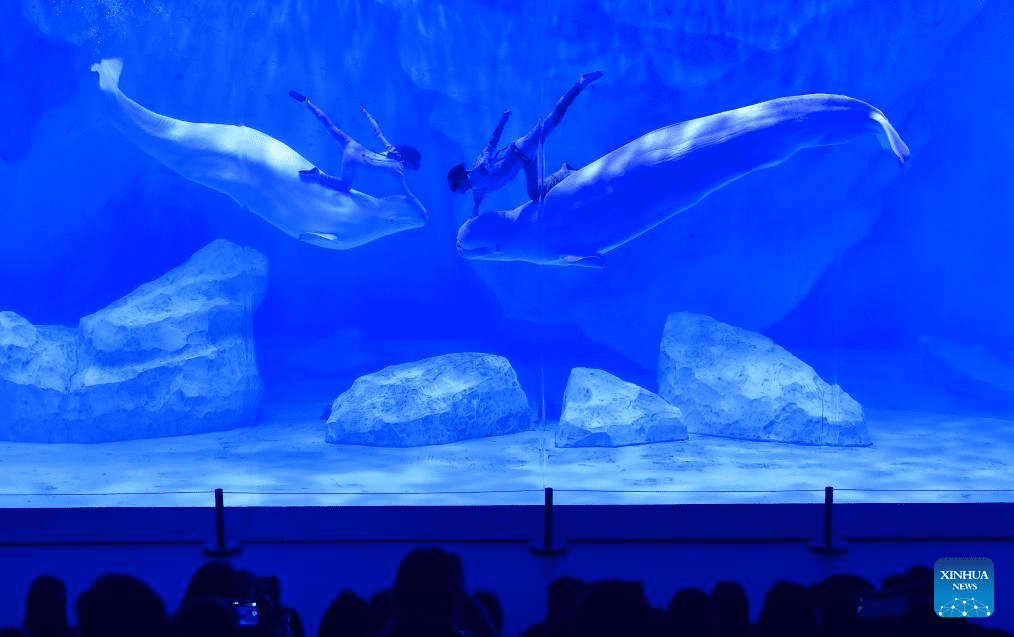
[935,557,994,618]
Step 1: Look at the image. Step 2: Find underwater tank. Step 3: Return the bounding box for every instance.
[1,0,1011,506]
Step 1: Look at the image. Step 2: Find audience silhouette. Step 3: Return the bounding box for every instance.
[0,552,1006,637]
[665,587,713,637]
[22,576,73,637]
[319,591,369,637]
[366,590,395,637]
[710,580,750,637]
[76,574,171,637]
[570,579,662,637]
[755,580,818,637]
[474,591,505,635]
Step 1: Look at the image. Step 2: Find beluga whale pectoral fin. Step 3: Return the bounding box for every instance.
[563,254,605,268]
[92,58,426,250]
[300,232,339,245]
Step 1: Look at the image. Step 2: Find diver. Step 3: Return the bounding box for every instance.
[446,71,602,217]
[289,91,426,217]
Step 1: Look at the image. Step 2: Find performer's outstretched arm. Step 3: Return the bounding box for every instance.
[400,174,427,220]
[483,110,512,158]
[470,193,486,218]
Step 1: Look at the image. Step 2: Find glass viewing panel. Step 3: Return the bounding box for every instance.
[0,0,1011,506]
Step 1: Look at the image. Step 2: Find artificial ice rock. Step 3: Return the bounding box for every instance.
[658,312,870,446]
[0,239,267,442]
[556,367,687,447]
[326,352,531,446]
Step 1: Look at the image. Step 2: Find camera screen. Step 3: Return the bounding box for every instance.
[231,600,259,626]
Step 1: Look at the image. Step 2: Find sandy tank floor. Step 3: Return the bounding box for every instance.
[0,405,1011,507]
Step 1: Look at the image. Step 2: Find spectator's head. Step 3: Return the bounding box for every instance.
[172,596,239,637]
[572,579,660,637]
[318,591,368,637]
[891,566,973,637]
[884,566,934,612]
[810,574,874,637]
[665,587,712,637]
[546,576,587,621]
[711,580,750,637]
[23,575,70,637]
[182,562,236,607]
[76,574,171,637]
[756,580,816,637]
[393,548,465,624]
[367,589,395,636]
[473,591,504,633]
[233,569,257,599]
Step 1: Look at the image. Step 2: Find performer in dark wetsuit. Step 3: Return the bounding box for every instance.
[289,91,426,217]
[446,71,602,217]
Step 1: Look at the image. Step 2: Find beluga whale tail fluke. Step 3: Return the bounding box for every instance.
[456,93,910,267]
[91,58,425,250]
[92,57,123,92]
[869,109,909,166]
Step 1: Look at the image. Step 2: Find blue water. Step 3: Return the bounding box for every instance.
[1,0,1012,503]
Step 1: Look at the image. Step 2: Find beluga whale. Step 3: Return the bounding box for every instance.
[455,94,909,267]
[91,58,425,250]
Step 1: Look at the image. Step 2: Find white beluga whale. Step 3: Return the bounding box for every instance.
[455,94,909,267]
[91,59,425,250]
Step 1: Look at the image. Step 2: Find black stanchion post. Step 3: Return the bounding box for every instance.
[544,487,554,550]
[824,485,833,547]
[809,485,847,555]
[530,487,567,556]
[215,488,226,550]
[203,488,241,557]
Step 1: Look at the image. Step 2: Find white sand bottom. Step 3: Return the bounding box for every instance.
[0,405,1010,507]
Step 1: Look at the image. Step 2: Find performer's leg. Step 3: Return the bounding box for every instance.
[299,167,351,192]
[539,71,603,140]
[509,71,603,160]
[510,143,542,201]
[290,91,354,149]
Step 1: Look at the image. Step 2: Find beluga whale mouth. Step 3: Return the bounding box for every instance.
[455,93,908,267]
[91,58,425,250]
[459,247,496,258]
[455,238,493,258]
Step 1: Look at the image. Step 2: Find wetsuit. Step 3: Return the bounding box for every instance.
[296,96,424,214]
[467,71,601,216]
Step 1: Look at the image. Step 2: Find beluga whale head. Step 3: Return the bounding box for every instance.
[455,202,604,267]
[294,191,426,250]
[455,206,534,262]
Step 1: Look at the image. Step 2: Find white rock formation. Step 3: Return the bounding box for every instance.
[326,352,531,446]
[658,312,870,446]
[556,367,687,447]
[0,239,267,442]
